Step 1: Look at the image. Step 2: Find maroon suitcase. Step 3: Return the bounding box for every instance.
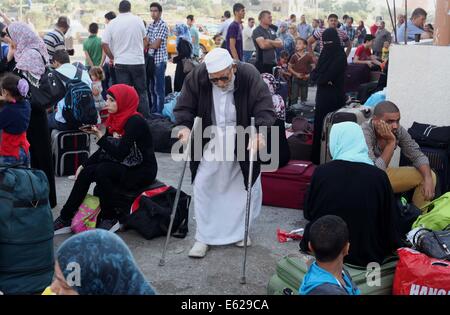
[261,160,316,210]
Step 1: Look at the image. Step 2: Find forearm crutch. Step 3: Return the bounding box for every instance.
[240,117,256,284]
[159,116,201,267]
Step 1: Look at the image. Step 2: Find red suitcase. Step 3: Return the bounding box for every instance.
[261,160,316,210]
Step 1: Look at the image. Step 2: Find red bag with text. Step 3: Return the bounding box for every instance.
[393,248,450,295]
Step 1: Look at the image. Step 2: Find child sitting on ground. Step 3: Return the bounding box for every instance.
[288,38,316,106]
[299,215,361,295]
[0,73,31,166]
[89,66,107,123]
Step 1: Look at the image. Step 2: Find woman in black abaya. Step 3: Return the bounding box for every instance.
[310,28,347,165]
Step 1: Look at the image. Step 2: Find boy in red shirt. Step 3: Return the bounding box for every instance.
[353,34,382,71]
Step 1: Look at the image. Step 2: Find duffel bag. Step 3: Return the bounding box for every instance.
[393,248,450,295]
[0,166,54,294]
[408,122,450,149]
[125,185,191,240]
[412,226,450,260]
[413,192,450,231]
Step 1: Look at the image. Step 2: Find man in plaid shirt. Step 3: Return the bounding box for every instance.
[146,2,169,114]
[308,14,352,56]
[342,17,356,44]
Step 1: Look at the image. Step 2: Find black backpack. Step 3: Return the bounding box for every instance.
[125,186,190,240]
[58,65,98,127]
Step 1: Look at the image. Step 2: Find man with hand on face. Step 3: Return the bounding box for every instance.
[362,101,436,209]
[173,48,276,258]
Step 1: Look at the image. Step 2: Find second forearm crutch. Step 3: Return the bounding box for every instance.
[159,116,201,267]
[240,117,256,284]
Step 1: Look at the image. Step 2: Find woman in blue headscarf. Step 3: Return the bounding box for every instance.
[50,230,156,295]
[172,23,193,92]
[300,122,403,267]
[277,22,295,58]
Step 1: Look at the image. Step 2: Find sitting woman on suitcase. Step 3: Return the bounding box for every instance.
[0,73,31,166]
[300,122,403,267]
[50,229,156,295]
[53,84,158,234]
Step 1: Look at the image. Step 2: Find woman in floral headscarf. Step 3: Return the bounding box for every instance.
[6,22,57,208]
[261,73,290,168]
[172,23,193,92]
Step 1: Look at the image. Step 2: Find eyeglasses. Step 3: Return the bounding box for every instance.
[209,76,230,83]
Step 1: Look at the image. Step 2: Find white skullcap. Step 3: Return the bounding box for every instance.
[204,48,233,74]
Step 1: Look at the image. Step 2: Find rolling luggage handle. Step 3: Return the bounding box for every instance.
[159,116,201,267]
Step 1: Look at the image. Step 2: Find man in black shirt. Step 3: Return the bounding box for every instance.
[252,10,282,74]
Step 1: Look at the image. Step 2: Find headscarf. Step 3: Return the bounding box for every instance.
[106,84,141,136]
[329,121,374,166]
[56,229,156,295]
[261,73,285,120]
[8,22,49,78]
[314,28,346,79]
[277,22,295,56]
[174,23,192,45]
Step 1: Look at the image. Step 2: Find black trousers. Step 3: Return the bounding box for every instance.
[60,162,128,221]
[28,108,57,208]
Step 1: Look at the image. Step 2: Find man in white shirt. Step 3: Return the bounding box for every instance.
[243,17,256,63]
[102,0,150,118]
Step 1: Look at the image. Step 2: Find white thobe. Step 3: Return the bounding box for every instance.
[193,85,262,245]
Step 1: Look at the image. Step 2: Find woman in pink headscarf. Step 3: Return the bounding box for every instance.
[6,22,57,208]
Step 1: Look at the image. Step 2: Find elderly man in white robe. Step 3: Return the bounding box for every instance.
[174,48,276,258]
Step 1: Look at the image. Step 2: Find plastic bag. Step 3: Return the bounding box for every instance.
[393,248,450,295]
[71,194,101,234]
[277,228,304,243]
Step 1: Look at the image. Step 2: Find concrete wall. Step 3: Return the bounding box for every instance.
[386,44,450,130]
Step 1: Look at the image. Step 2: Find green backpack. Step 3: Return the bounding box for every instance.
[413,192,450,231]
[0,166,54,294]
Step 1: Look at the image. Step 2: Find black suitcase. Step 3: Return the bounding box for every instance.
[286,105,315,124]
[344,63,371,93]
[51,130,90,176]
[357,81,379,104]
[165,75,172,96]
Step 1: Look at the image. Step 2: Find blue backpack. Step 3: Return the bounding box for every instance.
[59,65,98,127]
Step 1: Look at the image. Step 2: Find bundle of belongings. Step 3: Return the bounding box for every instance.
[393,192,450,295]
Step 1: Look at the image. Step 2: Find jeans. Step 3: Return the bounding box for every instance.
[387,167,437,209]
[102,64,117,99]
[150,62,167,115]
[291,78,309,104]
[115,64,150,119]
[243,51,254,63]
[0,147,30,167]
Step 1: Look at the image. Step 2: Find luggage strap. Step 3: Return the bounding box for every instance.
[13,199,48,208]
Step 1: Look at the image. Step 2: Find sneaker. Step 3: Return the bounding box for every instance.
[188,241,209,258]
[54,216,72,235]
[97,219,120,233]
